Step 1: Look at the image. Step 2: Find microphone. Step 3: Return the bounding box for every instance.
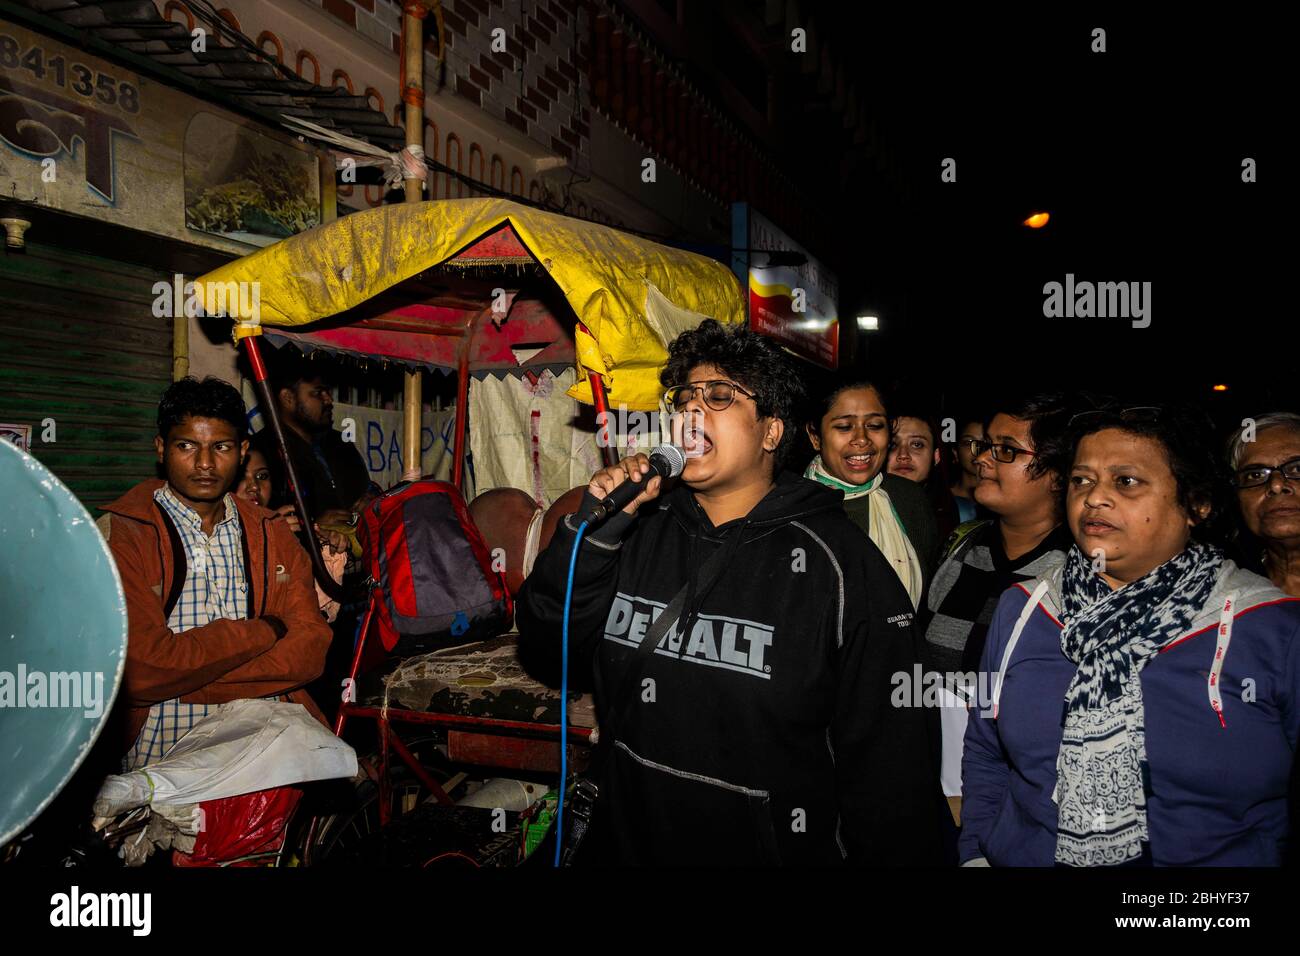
[578,444,686,526]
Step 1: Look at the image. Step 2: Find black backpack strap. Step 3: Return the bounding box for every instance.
[640,544,728,657]
[609,527,739,725]
[154,502,188,621]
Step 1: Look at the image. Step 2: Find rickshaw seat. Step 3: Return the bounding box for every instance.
[357,633,596,729]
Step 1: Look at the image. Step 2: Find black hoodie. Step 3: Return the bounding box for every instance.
[516,471,945,865]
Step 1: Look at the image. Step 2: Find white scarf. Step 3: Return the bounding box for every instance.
[804,455,923,609]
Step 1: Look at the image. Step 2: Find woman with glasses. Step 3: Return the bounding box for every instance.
[803,378,940,610]
[1225,412,1300,597]
[960,403,1300,866]
[920,394,1076,821]
[516,320,944,865]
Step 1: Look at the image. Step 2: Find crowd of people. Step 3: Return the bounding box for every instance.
[86,320,1300,867]
[518,319,1300,866]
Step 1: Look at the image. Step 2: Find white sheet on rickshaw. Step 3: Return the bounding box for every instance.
[93,699,357,816]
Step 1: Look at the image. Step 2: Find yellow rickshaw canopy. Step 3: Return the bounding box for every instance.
[194,198,744,410]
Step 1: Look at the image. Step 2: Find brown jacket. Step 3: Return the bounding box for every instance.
[97,479,332,752]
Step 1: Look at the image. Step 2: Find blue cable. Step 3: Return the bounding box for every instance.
[554,519,589,867]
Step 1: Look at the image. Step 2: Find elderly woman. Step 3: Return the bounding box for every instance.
[960,403,1300,866]
[1226,412,1300,597]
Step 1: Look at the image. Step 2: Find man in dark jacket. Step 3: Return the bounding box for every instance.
[516,320,944,865]
[252,346,371,522]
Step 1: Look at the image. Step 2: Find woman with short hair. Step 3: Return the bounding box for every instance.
[960,403,1300,866]
[518,320,944,865]
[921,393,1076,819]
[922,394,1075,675]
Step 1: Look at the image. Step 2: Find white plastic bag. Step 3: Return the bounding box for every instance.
[94,699,356,816]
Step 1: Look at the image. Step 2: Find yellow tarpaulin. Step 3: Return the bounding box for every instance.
[194,198,744,410]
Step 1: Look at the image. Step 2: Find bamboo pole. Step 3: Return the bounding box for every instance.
[402,1,428,206]
[172,309,189,381]
[400,0,430,481]
[319,152,337,224]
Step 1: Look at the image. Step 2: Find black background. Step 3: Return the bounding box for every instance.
[785,10,1287,428]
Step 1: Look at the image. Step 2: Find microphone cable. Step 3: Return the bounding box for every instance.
[554,519,589,867]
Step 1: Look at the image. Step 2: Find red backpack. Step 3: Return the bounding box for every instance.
[357,479,512,654]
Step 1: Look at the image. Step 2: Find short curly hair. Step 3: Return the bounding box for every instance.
[157,376,247,442]
[1063,400,1228,537]
[985,392,1075,489]
[660,319,806,472]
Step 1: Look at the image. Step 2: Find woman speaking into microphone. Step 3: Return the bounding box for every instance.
[517,319,945,866]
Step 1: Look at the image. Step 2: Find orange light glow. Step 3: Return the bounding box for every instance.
[1212,384,1229,392]
[1023,212,1050,228]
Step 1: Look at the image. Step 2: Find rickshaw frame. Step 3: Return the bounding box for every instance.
[196,197,746,864]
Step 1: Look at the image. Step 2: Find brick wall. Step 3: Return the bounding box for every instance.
[162,0,803,237]
[311,0,592,170]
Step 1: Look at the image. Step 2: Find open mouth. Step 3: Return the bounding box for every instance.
[841,452,875,474]
[681,424,713,457]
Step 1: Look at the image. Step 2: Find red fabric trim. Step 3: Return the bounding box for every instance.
[1011,581,1062,627]
[387,509,416,617]
[1010,582,1299,653]
[1161,597,1300,654]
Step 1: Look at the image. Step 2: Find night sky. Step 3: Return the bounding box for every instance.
[782,10,1287,430]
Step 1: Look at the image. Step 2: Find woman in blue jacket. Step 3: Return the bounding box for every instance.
[960,403,1300,866]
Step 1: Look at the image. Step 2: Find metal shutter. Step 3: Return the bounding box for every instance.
[0,242,172,514]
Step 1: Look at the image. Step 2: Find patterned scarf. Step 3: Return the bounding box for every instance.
[1053,541,1223,866]
[804,455,923,609]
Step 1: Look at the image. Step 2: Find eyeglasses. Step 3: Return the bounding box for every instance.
[965,438,1037,463]
[664,380,755,412]
[1234,456,1300,489]
[1068,405,1163,427]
